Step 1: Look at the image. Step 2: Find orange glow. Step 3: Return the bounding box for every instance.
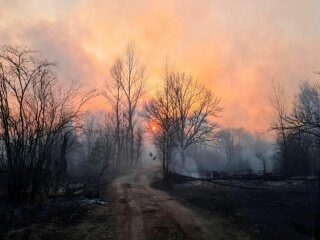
[2,1,320,134]
[147,120,159,134]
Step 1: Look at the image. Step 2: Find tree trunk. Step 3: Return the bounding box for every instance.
[129,124,134,167]
[181,148,186,169]
[55,134,68,190]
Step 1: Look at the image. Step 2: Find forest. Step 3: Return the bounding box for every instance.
[0,43,319,240]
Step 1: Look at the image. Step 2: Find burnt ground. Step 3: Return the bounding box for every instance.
[2,169,319,240]
[110,168,251,240]
[0,180,118,240]
[153,174,320,240]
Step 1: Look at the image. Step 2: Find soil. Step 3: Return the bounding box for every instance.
[2,168,318,240]
[0,180,117,240]
[110,168,251,240]
[155,173,320,240]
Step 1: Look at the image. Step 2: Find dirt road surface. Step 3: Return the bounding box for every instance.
[110,169,251,240]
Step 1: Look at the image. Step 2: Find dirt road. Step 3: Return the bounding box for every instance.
[110,169,250,240]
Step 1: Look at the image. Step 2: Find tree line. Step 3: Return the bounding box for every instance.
[0,43,221,204]
[271,78,320,176]
[0,42,319,205]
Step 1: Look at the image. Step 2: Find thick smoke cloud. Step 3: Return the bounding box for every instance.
[1,0,320,132]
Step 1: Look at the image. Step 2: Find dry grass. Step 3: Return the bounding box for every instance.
[2,204,117,240]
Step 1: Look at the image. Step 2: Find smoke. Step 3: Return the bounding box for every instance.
[170,128,275,177]
[1,0,320,132]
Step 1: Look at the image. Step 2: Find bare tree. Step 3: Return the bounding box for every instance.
[286,80,320,175]
[170,71,222,168]
[287,81,320,139]
[134,126,144,167]
[109,42,146,167]
[285,75,320,239]
[144,65,222,182]
[219,128,245,171]
[102,57,125,167]
[253,134,270,175]
[143,67,176,185]
[270,80,289,168]
[0,46,94,204]
[270,79,320,176]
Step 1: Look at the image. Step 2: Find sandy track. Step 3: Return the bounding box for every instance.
[110,169,250,240]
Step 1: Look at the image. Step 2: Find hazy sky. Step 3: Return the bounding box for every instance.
[1,0,320,133]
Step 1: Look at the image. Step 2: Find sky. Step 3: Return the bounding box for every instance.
[1,0,320,134]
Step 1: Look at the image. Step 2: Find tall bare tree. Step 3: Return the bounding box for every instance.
[143,67,176,184]
[109,42,146,167]
[144,65,222,182]
[103,57,125,167]
[170,71,222,168]
[270,80,289,167]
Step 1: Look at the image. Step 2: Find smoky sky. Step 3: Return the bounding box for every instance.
[1,0,320,132]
